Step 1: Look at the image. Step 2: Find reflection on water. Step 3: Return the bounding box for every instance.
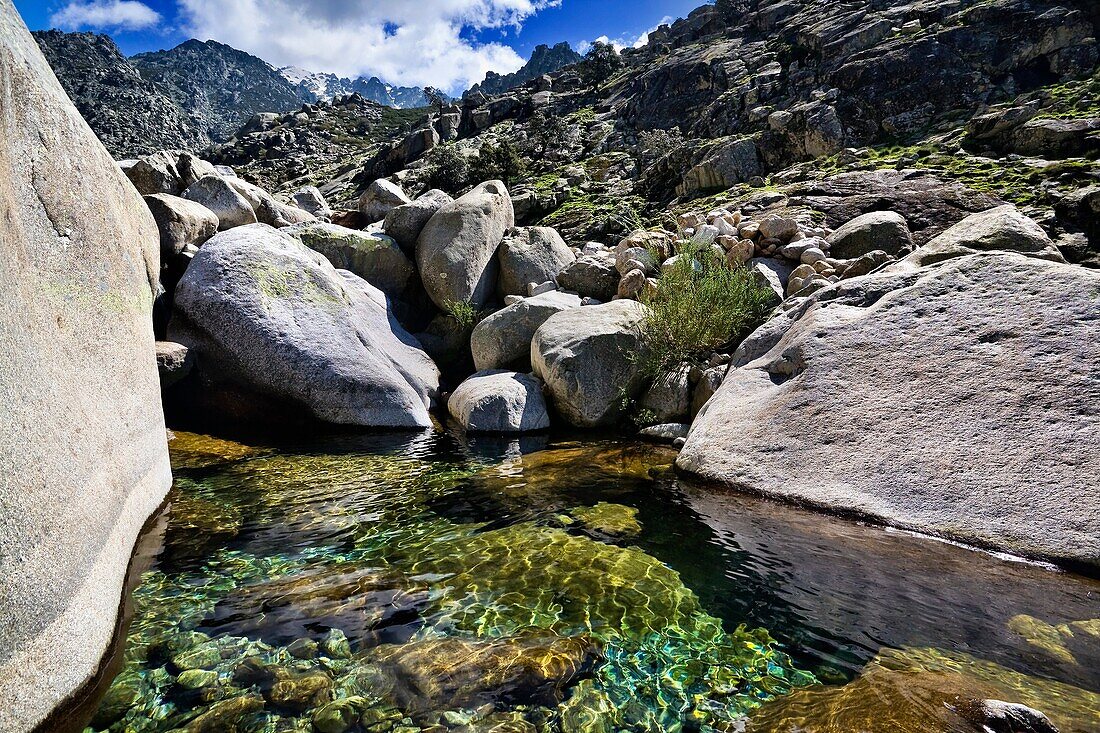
[83,429,1100,733]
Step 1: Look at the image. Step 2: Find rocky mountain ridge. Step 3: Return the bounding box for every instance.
[279,66,431,108]
[465,42,582,98]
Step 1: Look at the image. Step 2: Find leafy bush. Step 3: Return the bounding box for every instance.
[443,299,480,331]
[580,41,623,88]
[423,143,469,193]
[470,139,527,185]
[639,241,773,377]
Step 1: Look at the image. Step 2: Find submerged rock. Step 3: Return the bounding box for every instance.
[367,635,600,715]
[679,253,1100,569]
[169,224,440,428]
[0,5,172,729]
[570,503,642,538]
[746,647,1098,733]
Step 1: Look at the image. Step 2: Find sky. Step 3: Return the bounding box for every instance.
[14,0,702,93]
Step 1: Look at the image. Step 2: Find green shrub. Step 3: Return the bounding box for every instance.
[423,143,469,193]
[639,241,773,377]
[443,299,480,331]
[470,139,527,185]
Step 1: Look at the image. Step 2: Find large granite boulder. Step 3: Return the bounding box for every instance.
[556,253,619,301]
[447,370,551,432]
[182,175,257,230]
[416,180,514,310]
[284,221,416,302]
[471,291,582,371]
[144,193,219,257]
[497,226,576,297]
[383,188,453,254]
[169,224,440,428]
[892,205,1064,270]
[531,300,651,428]
[225,177,315,228]
[826,210,913,259]
[678,253,1100,569]
[359,178,411,222]
[0,3,172,728]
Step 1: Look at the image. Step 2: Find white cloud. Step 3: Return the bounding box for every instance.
[175,0,559,94]
[50,0,161,31]
[579,16,672,54]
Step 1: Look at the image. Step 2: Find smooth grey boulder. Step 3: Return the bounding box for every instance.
[747,257,793,303]
[497,226,576,297]
[891,205,1064,270]
[826,210,913,259]
[0,3,172,729]
[678,253,1100,569]
[226,176,315,228]
[638,364,692,424]
[169,224,440,428]
[359,178,412,221]
[156,341,194,388]
[531,300,651,428]
[144,193,219,256]
[556,254,619,301]
[125,149,181,195]
[639,423,691,444]
[182,175,257,230]
[471,291,582,371]
[447,370,551,432]
[292,186,333,221]
[383,188,453,253]
[416,180,515,310]
[285,221,416,301]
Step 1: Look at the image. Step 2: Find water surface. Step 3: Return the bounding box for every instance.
[82,428,1100,733]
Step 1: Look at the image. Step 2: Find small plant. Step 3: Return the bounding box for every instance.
[443,299,480,331]
[638,241,773,378]
[423,143,469,193]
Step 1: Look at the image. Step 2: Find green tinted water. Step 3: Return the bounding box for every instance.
[82,430,1100,733]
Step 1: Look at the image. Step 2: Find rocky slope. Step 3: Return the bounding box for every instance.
[131,39,303,143]
[32,30,209,156]
[465,42,582,98]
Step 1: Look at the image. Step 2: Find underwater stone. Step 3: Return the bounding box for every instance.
[570,503,642,538]
[185,694,265,733]
[177,669,220,690]
[321,629,353,659]
[266,671,333,712]
[172,643,223,671]
[312,697,366,733]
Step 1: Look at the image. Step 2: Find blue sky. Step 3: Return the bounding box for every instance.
[14,0,702,92]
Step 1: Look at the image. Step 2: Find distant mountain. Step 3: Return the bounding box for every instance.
[32,30,209,157]
[279,66,428,109]
[465,42,582,98]
[131,39,303,142]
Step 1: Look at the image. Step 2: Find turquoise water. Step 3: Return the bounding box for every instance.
[80,429,1100,733]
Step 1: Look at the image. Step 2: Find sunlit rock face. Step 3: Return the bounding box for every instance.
[0,0,171,729]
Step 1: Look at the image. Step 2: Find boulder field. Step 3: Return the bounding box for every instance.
[678,252,1099,570]
[0,0,172,728]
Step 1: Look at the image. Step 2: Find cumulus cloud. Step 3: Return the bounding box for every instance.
[176,0,559,94]
[50,0,161,31]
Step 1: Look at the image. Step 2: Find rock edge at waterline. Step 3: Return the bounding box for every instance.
[678,252,1099,570]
